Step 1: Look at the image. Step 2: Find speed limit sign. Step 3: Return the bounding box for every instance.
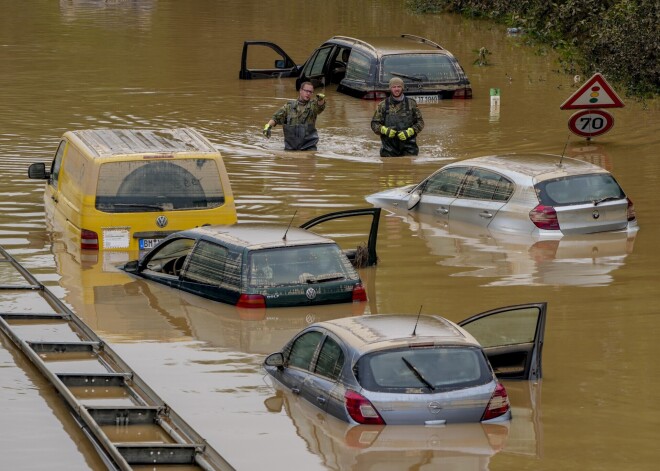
[568,109,614,138]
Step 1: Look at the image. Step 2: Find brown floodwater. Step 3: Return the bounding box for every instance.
[1,0,659,470]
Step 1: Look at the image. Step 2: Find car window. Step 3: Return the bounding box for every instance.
[423,167,468,196]
[314,336,344,380]
[95,159,225,213]
[183,240,242,289]
[345,50,370,81]
[247,244,357,287]
[50,140,66,190]
[288,331,324,371]
[459,168,514,201]
[357,346,491,393]
[460,306,540,348]
[381,53,460,83]
[302,45,333,78]
[535,174,625,206]
[144,238,195,275]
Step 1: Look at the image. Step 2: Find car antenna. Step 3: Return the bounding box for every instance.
[283,210,297,241]
[558,132,571,167]
[412,305,423,336]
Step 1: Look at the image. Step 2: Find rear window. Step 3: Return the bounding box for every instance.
[95,159,225,213]
[247,244,358,288]
[381,54,460,83]
[536,174,625,206]
[356,346,492,393]
[345,50,371,81]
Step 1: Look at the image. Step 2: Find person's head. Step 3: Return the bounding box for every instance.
[298,82,314,102]
[388,77,404,98]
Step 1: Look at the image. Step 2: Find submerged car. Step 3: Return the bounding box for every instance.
[122,208,380,309]
[367,154,637,237]
[240,34,472,101]
[264,303,546,425]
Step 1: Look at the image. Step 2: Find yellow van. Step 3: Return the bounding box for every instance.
[28,128,237,251]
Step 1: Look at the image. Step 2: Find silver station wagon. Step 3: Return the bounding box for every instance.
[367,154,638,237]
[264,303,546,425]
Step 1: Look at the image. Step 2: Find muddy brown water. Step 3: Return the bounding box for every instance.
[1,1,659,470]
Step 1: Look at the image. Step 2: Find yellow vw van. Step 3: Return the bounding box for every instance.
[28,128,237,251]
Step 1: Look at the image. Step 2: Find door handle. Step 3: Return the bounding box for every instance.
[291,387,300,395]
[436,207,449,215]
[479,211,493,219]
[316,396,327,405]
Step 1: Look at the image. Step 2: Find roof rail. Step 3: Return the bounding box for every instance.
[331,35,378,53]
[401,34,444,50]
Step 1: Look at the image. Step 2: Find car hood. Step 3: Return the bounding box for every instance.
[366,185,416,207]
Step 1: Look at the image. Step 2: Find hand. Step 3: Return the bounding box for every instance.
[316,93,325,101]
[380,126,396,138]
[263,124,272,138]
[398,128,415,141]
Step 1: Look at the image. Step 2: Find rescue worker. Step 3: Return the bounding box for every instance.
[370,77,424,157]
[262,82,326,151]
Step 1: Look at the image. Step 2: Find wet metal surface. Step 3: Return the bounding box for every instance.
[0,0,659,470]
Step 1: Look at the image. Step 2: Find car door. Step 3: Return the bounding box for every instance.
[449,168,513,228]
[301,333,347,417]
[239,41,300,79]
[458,302,546,380]
[273,330,325,397]
[297,44,336,88]
[412,166,467,223]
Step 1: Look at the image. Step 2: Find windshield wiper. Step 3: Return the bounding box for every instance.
[110,203,168,211]
[390,72,423,82]
[401,357,435,391]
[593,196,622,206]
[313,273,346,283]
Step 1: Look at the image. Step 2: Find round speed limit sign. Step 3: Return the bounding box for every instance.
[568,109,614,138]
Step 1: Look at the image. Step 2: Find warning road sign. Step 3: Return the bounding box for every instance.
[560,73,625,110]
[568,109,614,138]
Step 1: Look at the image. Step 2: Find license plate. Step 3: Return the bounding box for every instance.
[414,95,440,104]
[139,238,161,250]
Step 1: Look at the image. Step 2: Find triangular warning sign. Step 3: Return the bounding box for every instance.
[560,73,625,110]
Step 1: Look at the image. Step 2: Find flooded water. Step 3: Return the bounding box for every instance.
[1,0,659,469]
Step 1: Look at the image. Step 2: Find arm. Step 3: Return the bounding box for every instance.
[410,100,424,134]
[370,102,385,134]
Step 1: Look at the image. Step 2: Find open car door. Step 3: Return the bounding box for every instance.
[458,302,546,380]
[239,41,301,80]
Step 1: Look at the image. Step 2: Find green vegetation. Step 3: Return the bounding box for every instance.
[406,0,659,99]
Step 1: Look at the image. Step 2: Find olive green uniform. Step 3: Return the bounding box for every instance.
[272,98,326,151]
[371,96,424,157]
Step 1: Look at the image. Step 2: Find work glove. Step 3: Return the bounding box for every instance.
[380,126,396,138]
[263,124,272,138]
[316,93,325,101]
[398,128,415,141]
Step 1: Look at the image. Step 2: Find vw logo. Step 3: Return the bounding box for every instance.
[305,287,317,300]
[156,215,168,228]
[592,210,600,219]
[428,401,443,414]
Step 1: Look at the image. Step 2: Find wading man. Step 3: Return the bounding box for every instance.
[263,82,326,151]
[371,77,424,157]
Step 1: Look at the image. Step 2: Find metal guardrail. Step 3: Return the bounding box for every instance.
[0,245,234,471]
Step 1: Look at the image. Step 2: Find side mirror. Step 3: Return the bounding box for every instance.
[407,189,422,210]
[28,162,49,180]
[274,59,286,69]
[122,260,139,273]
[264,352,285,368]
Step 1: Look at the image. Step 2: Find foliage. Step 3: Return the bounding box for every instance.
[405,0,659,98]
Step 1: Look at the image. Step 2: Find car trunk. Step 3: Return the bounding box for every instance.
[555,200,629,234]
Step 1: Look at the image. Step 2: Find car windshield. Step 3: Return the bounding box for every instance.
[535,173,625,206]
[381,54,460,83]
[356,346,491,393]
[247,244,357,288]
[95,159,226,213]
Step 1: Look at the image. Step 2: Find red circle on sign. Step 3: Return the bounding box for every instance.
[568,109,614,138]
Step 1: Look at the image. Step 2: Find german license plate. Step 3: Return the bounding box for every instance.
[139,238,160,250]
[414,95,440,104]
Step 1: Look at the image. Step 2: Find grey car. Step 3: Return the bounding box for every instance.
[264,303,546,425]
[366,154,638,237]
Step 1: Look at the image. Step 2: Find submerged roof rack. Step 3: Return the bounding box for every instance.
[401,34,445,50]
[331,35,378,53]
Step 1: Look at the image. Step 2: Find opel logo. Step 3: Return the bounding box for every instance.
[305,288,317,300]
[156,215,168,228]
[592,210,600,220]
[428,401,443,414]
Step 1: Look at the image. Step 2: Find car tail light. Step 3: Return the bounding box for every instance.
[345,390,385,425]
[363,91,387,100]
[626,197,636,221]
[529,204,560,230]
[481,382,510,421]
[453,87,472,99]
[81,229,99,250]
[352,283,367,302]
[236,294,266,309]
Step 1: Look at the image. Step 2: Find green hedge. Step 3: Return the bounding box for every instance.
[406,0,659,98]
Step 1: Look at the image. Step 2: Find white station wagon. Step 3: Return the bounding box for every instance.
[366,154,638,237]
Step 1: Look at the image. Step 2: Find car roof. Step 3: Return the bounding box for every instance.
[315,314,480,355]
[444,153,610,182]
[66,128,217,158]
[328,34,450,56]
[177,223,336,250]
